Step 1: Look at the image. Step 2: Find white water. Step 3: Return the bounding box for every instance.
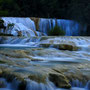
[1,17,43,37]
[2,17,36,30]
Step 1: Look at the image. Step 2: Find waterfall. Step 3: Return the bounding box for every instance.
[26,79,90,90]
[71,80,90,90]
[2,17,36,30]
[0,17,87,36]
[1,17,42,37]
[0,78,89,90]
[39,18,87,36]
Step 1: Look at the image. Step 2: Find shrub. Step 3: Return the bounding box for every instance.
[48,25,65,36]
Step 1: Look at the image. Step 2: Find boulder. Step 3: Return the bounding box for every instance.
[40,43,79,51]
[58,44,79,51]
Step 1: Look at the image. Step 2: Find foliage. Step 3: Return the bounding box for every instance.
[48,25,65,36]
[0,0,20,16]
[7,23,14,27]
[7,23,15,31]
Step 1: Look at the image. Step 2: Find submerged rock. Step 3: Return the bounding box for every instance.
[40,43,79,51]
[58,44,79,51]
[49,73,71,89]
[28,74,46,84]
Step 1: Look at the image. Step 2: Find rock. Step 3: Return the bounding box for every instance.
[58,44,79,51]
[28,74,46,83]
[40,43,79,51]
[30,17,40,31]
[40,43,51,48]
[18,31,22,36]
[40,36,50,41]
[49,73,71,89]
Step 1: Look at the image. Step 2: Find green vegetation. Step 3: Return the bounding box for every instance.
[7,23,14,28]
[48,25,65,36]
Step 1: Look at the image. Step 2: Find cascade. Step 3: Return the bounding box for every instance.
[39,18,87,36]
[26,79,90,90]
[2,17,36,30]
[0,17,87,36]
[0,18,89,90]
[0,78,89,90]
[0,36,90,53]
[1,17,42,37]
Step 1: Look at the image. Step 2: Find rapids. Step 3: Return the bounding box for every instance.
[0,17,90,90]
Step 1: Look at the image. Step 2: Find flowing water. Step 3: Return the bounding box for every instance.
[0,36,90,90]
[0,78,90,90]
[0,17,90,90]
[0,17,87,36]
[39,19,87,36]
